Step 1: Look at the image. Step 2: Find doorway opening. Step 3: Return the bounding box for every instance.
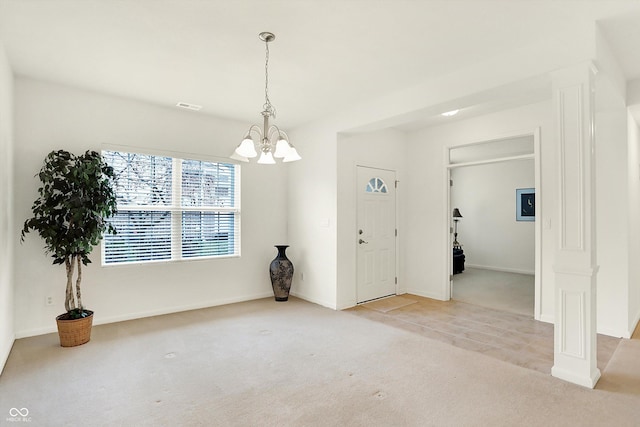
[445,129,542,319]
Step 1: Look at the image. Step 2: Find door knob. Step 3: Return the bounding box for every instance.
[359,239,368,244]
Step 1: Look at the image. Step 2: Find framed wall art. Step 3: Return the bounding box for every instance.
[516,188,535,221]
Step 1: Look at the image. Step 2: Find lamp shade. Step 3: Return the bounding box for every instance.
[283,146,302,162]
[230,151,249,162]
[235,137,258,158]
[452,208,463,218]
[273,138,291,158]
[257,151,276,164]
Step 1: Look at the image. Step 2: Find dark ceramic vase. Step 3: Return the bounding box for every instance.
[269,245,294,302]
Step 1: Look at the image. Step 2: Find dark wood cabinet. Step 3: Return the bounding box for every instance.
[453,248,465,274]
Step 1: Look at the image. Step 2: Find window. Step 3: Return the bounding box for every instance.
[102,150,239,265]
[366,177,388,193]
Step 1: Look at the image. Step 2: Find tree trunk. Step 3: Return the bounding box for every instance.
[64,256,75,312]
[75,255,83,311]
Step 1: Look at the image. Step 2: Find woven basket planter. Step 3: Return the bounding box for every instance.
[55,311,94,347]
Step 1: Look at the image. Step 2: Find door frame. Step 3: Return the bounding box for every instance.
[444,128,542,320]
[355,165,398,303]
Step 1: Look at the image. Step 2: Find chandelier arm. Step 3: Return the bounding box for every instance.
[277,129,290,142]
[267,125,288,141]
[246,124,264,139]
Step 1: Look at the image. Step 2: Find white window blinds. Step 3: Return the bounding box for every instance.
[102,150,240,265]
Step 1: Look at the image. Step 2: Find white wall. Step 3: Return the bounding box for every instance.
[0,40,15,373]
[405,100,556,321]
[594,82,629,337]
[336,128,407,309]
[451,159,535,274]
[287,123,338,309]
[594,28,635,337]
[13,77,289,337]
[627,112,640,333]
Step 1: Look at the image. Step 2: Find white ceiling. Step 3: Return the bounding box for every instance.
[2,0,640,130]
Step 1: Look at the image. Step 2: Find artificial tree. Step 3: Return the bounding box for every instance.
[21,149,117,321]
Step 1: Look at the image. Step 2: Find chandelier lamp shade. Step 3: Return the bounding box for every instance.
[231,32,301,164]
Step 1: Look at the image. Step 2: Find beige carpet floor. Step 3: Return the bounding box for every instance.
[453,267,535,316]
[1,297,639,426]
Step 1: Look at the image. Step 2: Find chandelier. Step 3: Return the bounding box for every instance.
[231,32,301,164]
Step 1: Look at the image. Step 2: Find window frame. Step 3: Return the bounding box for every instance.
[101,147,241,266]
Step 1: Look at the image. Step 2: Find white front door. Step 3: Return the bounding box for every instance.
[356,166,396,303]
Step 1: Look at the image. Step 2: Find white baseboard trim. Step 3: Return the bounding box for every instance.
[596,326,628,339]
[598,309,640,339]
[538,313,555,324]
[15,291,274,339]
[15,325,56,339]
[629,308,640,338]
[466,264,534,276]
[290,290,336,310]
[0,335,15,376]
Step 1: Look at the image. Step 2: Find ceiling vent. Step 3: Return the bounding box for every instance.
[176,102,202,111]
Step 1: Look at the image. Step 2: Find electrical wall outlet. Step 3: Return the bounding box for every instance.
[45,296,54,306]
[300,272,304,281]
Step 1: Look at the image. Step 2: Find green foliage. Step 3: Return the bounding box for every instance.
[64,308,92,320]
[21,149,118,266]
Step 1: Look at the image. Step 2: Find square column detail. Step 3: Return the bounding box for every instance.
[551,63,600,388]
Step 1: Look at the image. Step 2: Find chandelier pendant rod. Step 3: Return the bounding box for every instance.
[263,33,275,118]
[262,111,271,152]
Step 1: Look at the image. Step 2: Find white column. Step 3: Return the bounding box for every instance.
[551,63,600,388]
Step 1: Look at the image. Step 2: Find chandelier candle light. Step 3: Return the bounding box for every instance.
[231,32,301,164]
